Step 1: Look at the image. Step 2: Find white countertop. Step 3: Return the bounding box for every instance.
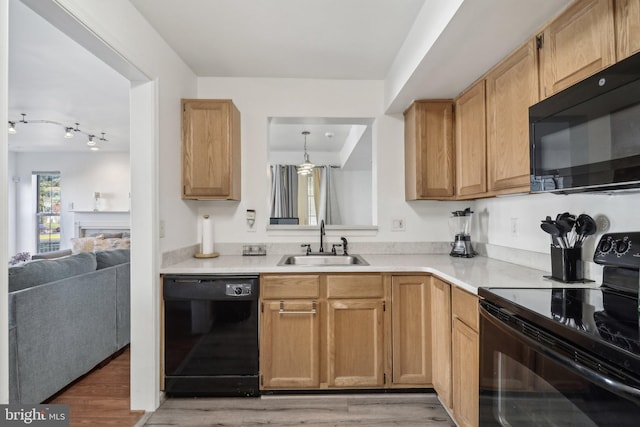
[160,254,600,295]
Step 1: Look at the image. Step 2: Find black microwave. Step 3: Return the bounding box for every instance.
[529,51,640,193]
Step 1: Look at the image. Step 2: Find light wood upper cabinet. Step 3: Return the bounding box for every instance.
[451,287,479,427]
[431,277,452,409]
[455,81,487,197]
[391,276,431,386]
[486,40,539,193]
[538,0,616,98]
[182,99,241,200]
[615,0,640,60]
[404,100,455,200]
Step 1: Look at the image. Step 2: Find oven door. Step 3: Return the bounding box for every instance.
[480,302,640,427]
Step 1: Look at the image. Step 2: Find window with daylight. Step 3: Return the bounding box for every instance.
[35,172,61,253]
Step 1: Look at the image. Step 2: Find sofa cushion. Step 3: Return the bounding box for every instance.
[8,252,97,292]
[31,249,73,260]
[96,249,130,269]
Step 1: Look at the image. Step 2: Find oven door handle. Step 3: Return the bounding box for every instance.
[481,304,640,404]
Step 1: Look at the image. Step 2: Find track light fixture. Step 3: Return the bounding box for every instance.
[7,113,109,150]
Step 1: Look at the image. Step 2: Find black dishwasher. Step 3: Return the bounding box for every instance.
[163,275,259,396]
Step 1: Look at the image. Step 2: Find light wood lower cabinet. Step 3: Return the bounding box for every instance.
[260,299,320,388]
[451,287,479,427]
[260,273,386,390]
[391,275,431,386]
[327,299,385,387]
[430,277,452,409]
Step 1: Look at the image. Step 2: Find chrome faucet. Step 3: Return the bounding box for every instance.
[319,219,325,253]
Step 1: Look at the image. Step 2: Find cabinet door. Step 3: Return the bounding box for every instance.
[391,276,431,385]
[539,0,615,98]
[615,0,640,60]
[431,278,452,409]
[452,318,479,427]
[327,299,384,387]
[486,40,538,193]
[455,81,487,197]
[260,300,320,389]
[182,99,241,200]
[404,101,455,200]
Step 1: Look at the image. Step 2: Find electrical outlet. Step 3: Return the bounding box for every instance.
[510,218,518,237]
[246,209,256,232]
[392,218,405,231]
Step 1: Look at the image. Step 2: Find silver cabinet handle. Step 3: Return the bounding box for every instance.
[279,300,317,315]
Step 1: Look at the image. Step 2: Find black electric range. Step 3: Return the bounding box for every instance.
[478,233,640,426]
[479,232,640,379]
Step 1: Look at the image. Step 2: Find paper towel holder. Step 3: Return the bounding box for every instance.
[194,214,219,258]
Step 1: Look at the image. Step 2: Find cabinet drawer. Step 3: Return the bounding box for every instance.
[261,275,320,299]
[326,274,383,298]
[452,286,479,332]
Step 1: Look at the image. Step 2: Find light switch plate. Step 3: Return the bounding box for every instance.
[392,218,405,231]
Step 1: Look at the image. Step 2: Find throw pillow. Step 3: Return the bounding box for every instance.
[70,237,96,253]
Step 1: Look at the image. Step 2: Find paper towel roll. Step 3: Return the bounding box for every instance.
[202,215,214,254]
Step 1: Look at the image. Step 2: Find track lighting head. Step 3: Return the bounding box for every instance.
[87,135,97,146]
[8,121,16,134]
[64,127,74,139]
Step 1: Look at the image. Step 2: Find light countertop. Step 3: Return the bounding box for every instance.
[160,254,600,295]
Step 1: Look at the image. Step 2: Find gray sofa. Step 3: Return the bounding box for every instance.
[8,249,130,404]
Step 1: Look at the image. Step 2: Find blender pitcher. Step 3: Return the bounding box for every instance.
[449,208,475,258]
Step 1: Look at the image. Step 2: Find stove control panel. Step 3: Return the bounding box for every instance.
[593,232,640,269]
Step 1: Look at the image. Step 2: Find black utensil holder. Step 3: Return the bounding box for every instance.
[550,246,583,282]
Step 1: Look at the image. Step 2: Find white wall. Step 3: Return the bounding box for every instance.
[11,151,130,254]
[474,191,640,271]
[196,77,469,246]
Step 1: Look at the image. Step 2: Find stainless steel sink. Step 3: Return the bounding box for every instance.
[277,254,369,266]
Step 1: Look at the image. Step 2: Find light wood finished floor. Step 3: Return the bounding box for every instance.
[47,347,144,426]
[144,393,455,426]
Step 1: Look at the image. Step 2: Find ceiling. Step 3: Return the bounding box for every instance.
[130,0,426,80]
[8,0,130,153]
[8,0,573,153]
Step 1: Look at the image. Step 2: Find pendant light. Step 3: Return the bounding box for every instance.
[297,131,315,175]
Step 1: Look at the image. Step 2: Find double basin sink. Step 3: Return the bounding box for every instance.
[278,254,369,266]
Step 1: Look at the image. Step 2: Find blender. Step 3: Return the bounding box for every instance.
[449,208,475,258]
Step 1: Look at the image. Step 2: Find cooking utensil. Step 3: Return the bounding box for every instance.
[541,222,564,248]
[575,214,597,247]
[555,218,574,248]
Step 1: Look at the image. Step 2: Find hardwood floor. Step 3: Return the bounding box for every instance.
[47,347,144,427]
[144,393,455,426]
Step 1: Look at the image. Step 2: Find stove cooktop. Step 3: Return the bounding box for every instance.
[479,285,640,377]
